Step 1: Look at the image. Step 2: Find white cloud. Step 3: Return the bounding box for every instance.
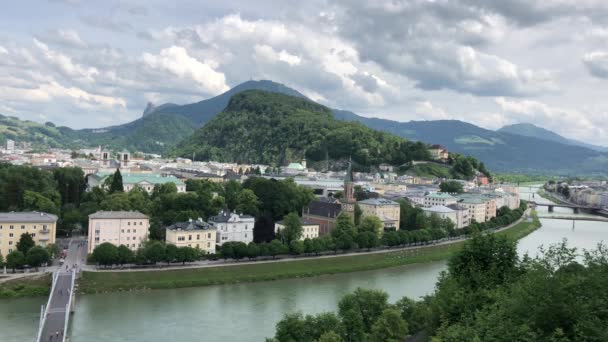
[254,45,301,66]
[496,97,608,144]
[582,51,608,78]
[142,46,229,95]
[33,38,99,82]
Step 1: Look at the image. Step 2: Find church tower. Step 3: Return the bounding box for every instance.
[341,160,356,216]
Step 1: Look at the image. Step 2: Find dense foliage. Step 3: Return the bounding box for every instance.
[175,90,431,168]
[269,234,608,341]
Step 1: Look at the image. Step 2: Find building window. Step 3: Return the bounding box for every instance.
[128,222,130,226]
[0,225,2,230]
[140,222,143,225]
[121,229,124,233]
[9,225,13,230]
[8,249,12,253]
[9,241,13,245]
[207,242,210,248]
[21,225,25,229]
[31,233,36,237]
[188,235,192,241]
[196,244,200,248]
[9,233,13,238]
[178,236,185,241]
[127,229,130,233]
[207,233,211,239]
[196,234,200,240]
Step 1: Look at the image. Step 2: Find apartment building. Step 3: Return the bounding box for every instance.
[0,212,57,257]
[423,193,457,207]
[165,219,216,254]
[87,211,149,254]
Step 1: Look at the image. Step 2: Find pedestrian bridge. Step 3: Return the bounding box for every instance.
[36,269,75,342]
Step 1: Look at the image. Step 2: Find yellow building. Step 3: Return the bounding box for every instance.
[274,219,320,240]
[166,219,217,254]
[357,198,401,230]
[0,212,57,257]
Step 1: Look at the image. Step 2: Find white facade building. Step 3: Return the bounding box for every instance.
[209,209,255,245]
[423,193,457,207]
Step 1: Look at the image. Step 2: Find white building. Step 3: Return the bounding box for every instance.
[87,172,186,193]
[423,193,457,207]
[209,209,255,245]
[87,211,149,254]
[274,219,320,240]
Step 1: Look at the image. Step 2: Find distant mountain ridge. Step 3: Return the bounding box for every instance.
[497,123,608,152]
[3,79,608,175]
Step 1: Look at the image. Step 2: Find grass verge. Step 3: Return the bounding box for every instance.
[0,274,52,298]
[79,215,541,294]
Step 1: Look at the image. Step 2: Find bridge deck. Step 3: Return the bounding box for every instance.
[37,239,86,342]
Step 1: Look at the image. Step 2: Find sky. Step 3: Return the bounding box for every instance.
[1,0,608,145]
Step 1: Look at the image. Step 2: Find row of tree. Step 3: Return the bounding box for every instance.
[91,241,199,267]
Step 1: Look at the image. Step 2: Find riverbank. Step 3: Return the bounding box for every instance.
[0,274,51,298]
[78,215,541,294]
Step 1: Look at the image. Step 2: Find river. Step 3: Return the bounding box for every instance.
[2,186,607,342]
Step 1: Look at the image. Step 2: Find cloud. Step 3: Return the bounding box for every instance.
[496,97,608,144]
[33,38,99,82]
[254,44,301,66]
[35,29,87,48]
[582,51,608,78]
[81,15,132,32]
[142,46,229,94]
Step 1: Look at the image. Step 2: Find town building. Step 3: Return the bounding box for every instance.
[358,198,400,230]
[341,161,356,219]
[447,204,471,228]
[274,219,320,240]
[87,211,149,254]
[422,205,457,224]
[0,212,57,257]
[284,160,308,175]
[208,209,255,245]
[87,172,186,193]
[423,193,457,207]
[428,145,449,161]
[165,219,216,254]
[302,198,343,236]
[456,197,487,223]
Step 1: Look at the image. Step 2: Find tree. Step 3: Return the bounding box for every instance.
[117,245,135,265]
[53,167,86,205]
[354,203,362,226]
[358,216,383,237]
[176,246,197,265]
[338,288,389,334]
[317,331,343,342]
[6,250,25,272]
[109,168,124,193]
[0,253,3,267]
[144,240,166,264]
[235,189,260,217]
[16,233,35,255]
[247,242,260,259]
[92,242,119,267]
[220,242,235,260]
[269,239,288,259]
[278,212,303,245]
[164,244,178,265]
[369,308,408,342]
[232,242,249,260]
[25,246,50,271]
[23,191,59,215]
[439,181,464,194]
[290,240,305,255]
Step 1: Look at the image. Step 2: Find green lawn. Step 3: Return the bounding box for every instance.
[79,217,541,294]
[0,274,52,298]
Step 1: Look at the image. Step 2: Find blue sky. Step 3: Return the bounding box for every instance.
[1,0,608,145]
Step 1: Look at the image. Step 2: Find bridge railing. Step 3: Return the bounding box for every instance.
[61,270,76,342]
[36,270,59,342]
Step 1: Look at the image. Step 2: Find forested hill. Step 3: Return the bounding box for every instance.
[174,90,432,168]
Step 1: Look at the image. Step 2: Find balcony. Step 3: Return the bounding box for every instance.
[39,235,50,241]
[39,229,50,234]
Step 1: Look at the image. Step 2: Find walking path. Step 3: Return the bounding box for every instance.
[87,210,532,273]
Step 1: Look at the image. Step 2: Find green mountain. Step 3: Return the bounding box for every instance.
[174,90,431,168]
[146,80,306,126]
[71,113,196,154]
[333,116,608,175]
[0,114,83,149]
[497,123,608,152]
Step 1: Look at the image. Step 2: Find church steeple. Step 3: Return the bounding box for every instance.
[342,159,355,215]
